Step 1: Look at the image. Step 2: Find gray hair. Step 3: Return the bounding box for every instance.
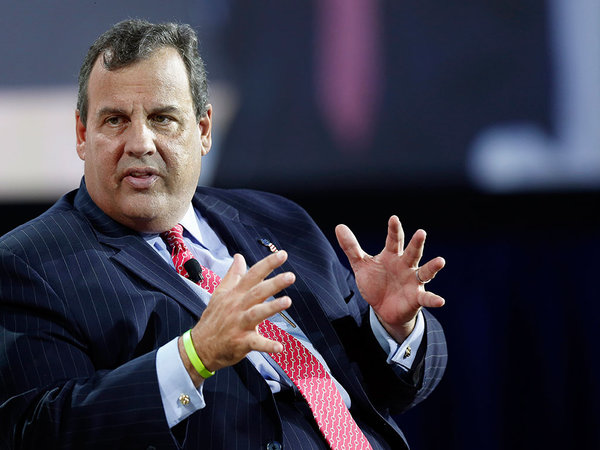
[77,19,209,125]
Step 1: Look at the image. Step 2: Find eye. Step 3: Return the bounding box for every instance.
[152,114,173,125]
[105,116,123,126]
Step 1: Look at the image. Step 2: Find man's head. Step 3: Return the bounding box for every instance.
[77,19,209,126]
[75,20,212,233]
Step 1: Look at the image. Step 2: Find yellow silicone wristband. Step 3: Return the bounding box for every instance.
[182,329,215,378]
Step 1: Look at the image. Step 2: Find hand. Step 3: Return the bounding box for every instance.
[179,251,295,385]
[335,216,445,343]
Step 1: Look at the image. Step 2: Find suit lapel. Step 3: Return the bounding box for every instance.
[105,234,206,317]
[74,181,206,318]
[192,192,319,331]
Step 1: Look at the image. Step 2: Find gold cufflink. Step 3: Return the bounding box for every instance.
[178,393,190,406]
[403,346,412,359]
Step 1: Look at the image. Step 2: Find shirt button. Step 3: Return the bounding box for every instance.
[266,441,282,450]
[178,393,191,406]
[403,345,412,359]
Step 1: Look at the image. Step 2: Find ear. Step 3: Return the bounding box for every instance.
[199,104,213,156]
[75,110,87,161]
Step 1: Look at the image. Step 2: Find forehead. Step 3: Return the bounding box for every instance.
[87,47,193,111]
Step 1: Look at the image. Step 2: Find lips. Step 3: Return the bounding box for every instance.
[122,167,160,189]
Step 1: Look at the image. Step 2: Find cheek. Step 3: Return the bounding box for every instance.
[185,148,203,178]
[168,137,202,177]
[170,151,201,185]
[84,139,120,182]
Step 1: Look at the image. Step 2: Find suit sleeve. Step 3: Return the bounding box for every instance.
[333,262,447,415]
[0,247,178,450]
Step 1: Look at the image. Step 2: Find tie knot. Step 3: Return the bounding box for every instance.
[161,224,185,249]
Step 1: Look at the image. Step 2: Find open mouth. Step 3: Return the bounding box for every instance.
[123,168,160,189]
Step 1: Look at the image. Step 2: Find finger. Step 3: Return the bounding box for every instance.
[249,332,284,354]
[241,271,296,308]
[335,224,368,265]
[418,291,446,308]
[384,215,404,255]
[238,250,288,291]
[415,256,446,283]
[217,253,247,290]
[403,229,427,268]
[242,295,292,329]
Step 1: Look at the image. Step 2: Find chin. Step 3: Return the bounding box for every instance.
[110,189,189,231]
[122,214,172,233]
[126,206,186,234]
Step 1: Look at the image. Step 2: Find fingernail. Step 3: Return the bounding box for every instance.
[284,272,295,282]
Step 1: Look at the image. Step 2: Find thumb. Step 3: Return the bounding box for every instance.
[335,224,367,267]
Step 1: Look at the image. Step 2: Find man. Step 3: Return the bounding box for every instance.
[0,20,447,449]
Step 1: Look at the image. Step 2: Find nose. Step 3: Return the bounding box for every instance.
[124,121,156,157]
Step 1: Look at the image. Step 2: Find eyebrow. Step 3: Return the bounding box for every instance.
[95,105,182,120]
[96,106,127,120]
[151,105,181,115]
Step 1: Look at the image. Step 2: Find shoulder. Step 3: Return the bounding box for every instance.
[0,190,89,259]
[195,186,314,224]
[195,186,301,208]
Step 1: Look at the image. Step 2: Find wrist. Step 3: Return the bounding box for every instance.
[178,332,213,387]
[374,311,417,344]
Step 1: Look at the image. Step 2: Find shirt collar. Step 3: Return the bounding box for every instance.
[179,202,203,244]
[140,203,202,248]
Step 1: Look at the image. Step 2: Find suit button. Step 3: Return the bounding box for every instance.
[266,441,282,450]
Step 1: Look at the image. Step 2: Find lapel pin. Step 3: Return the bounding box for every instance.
[257,238,295,328]
[258,238,278,253]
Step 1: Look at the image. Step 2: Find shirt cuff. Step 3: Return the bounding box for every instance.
[156,336,206,428]
[369,308,425,371]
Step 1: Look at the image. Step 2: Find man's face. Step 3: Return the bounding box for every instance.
[76,46,212,233]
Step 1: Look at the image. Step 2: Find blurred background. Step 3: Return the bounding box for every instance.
[1,1,599,448]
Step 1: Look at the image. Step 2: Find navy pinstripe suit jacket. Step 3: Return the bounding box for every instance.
[0,181,447,449]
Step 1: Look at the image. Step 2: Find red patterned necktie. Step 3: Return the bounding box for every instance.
[259,319,373,450]
[161,225,372,449]
[160,224,220,293]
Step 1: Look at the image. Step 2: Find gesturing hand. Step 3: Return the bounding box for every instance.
[179,251,295,385]
[335,216,445,343]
